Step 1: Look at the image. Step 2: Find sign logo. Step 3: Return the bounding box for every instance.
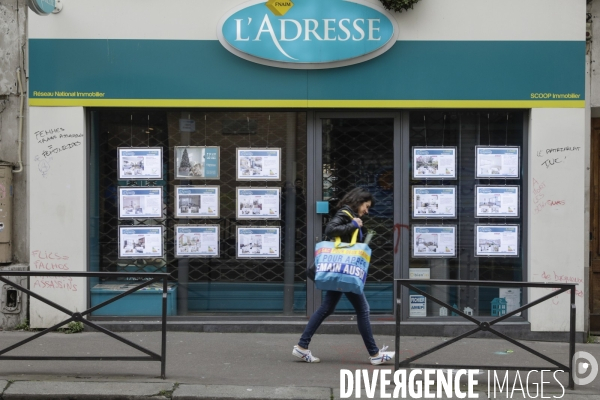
[573,351,599,386]
[217,0,399,69]
[27,0,62,16]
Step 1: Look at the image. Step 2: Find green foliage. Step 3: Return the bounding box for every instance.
[58,321,84,334]
[379,0,421,13]
[13,319,30,331]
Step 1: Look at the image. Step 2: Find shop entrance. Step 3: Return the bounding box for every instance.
[307,114,401,315]
[589,118,600,333]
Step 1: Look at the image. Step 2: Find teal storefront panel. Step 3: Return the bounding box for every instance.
[29,39,585,104]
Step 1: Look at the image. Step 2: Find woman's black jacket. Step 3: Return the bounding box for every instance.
[324,205,366,243]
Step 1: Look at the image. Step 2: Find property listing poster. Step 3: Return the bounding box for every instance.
[175,225,219,257]
[412,226,456,258]
[237,148,281,180]
[174,146,220,179]
[412,186,456,218]
[476,147,520,178]
[412,147,456,179]
[118,187,163,219]
[476,225,519,256]
[409,295,427,317]
[476,186,519,217]
[237,188,280,219]
[175,186,219,218]
[237,227,280,258]
[118,148,162,180]
[119,226,163,258]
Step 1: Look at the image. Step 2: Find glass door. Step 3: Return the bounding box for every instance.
[309,114,401,315]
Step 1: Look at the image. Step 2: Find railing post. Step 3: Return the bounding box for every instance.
[569,286,576,389]
[161,276,168,379]
[395,280,401,371]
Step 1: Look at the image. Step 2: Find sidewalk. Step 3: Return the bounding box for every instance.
[0,330,598,399]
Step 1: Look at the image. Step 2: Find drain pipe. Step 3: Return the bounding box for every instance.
[13,67,24,173]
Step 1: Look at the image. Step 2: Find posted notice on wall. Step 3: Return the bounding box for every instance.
[412,186,456,218]
[118,147,162,180]
[476,186,519,218]
[237,227,280,258]
[237,148,281,180]
[410,295,427,317]
[409,268,431,280]
[175,146,220,179]
[237,188,280,219]
[412,226,456,258]
[118,187,163,219]
[412,147,456,179]
[476,146,520,178]
[175,186,219,218]
[175,225,219,258]
[476,225,519,257]
[499,288,522,316]
[119,226,163,258]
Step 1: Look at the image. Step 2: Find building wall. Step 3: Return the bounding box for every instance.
[26,0,587,332]
[528,108,586,331]
[29,107,87,328]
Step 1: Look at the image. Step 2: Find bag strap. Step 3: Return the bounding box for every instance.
[334,209,359,248]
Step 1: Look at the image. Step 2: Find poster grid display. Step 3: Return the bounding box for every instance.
[236,188,281,220]
[475,146,520,178]
[175,186,220,218]
[412,147,456,179]
[237,148,281,180]
[174,146,220,180]
[236,227,281,258]
[412,186,456,218]
[412,225,457,258]
[475,225,519,257]
[118,187,163,219]
[117,147,162,180]
[175,225,220,258]
[475,186,519,218]
[118,226,164,258]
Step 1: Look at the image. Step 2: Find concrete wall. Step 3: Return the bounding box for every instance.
[28,107,87,328]
[528,108,586,332]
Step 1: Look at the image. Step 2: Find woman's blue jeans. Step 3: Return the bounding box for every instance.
[298,290,379,356]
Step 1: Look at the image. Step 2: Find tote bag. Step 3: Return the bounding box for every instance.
[313,223,371,294]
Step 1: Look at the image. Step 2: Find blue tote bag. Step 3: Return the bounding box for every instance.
[314,220,371,295]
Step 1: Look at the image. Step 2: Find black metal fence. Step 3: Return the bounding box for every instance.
[0,271,169,379]
[394,279,578,389]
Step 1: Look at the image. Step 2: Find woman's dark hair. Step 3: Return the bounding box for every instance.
[336,187,375,213]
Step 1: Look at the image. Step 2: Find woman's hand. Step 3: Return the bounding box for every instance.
[353,218,363,227]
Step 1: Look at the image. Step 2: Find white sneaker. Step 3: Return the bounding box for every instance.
[369,345,395,365]
[292,345,320,363]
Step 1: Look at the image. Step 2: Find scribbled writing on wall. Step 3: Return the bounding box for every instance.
[32,250,69,271]
[536,270,584,305]
[536,146,580,169]
[533,178,565,214]
[33,277,78,291]
[33,126,84,177]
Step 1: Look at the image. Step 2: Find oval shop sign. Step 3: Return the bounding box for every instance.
[217,0,399,69]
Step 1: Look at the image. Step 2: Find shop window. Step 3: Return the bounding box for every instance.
[90,110,308,316]
[408,111,525,318]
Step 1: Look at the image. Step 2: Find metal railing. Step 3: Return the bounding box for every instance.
[0,271,170,379]
[394,279,578,389]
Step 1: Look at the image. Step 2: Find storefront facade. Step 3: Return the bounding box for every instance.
[27,0,586,337]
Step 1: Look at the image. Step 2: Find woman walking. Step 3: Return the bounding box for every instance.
[292,187,395,365]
